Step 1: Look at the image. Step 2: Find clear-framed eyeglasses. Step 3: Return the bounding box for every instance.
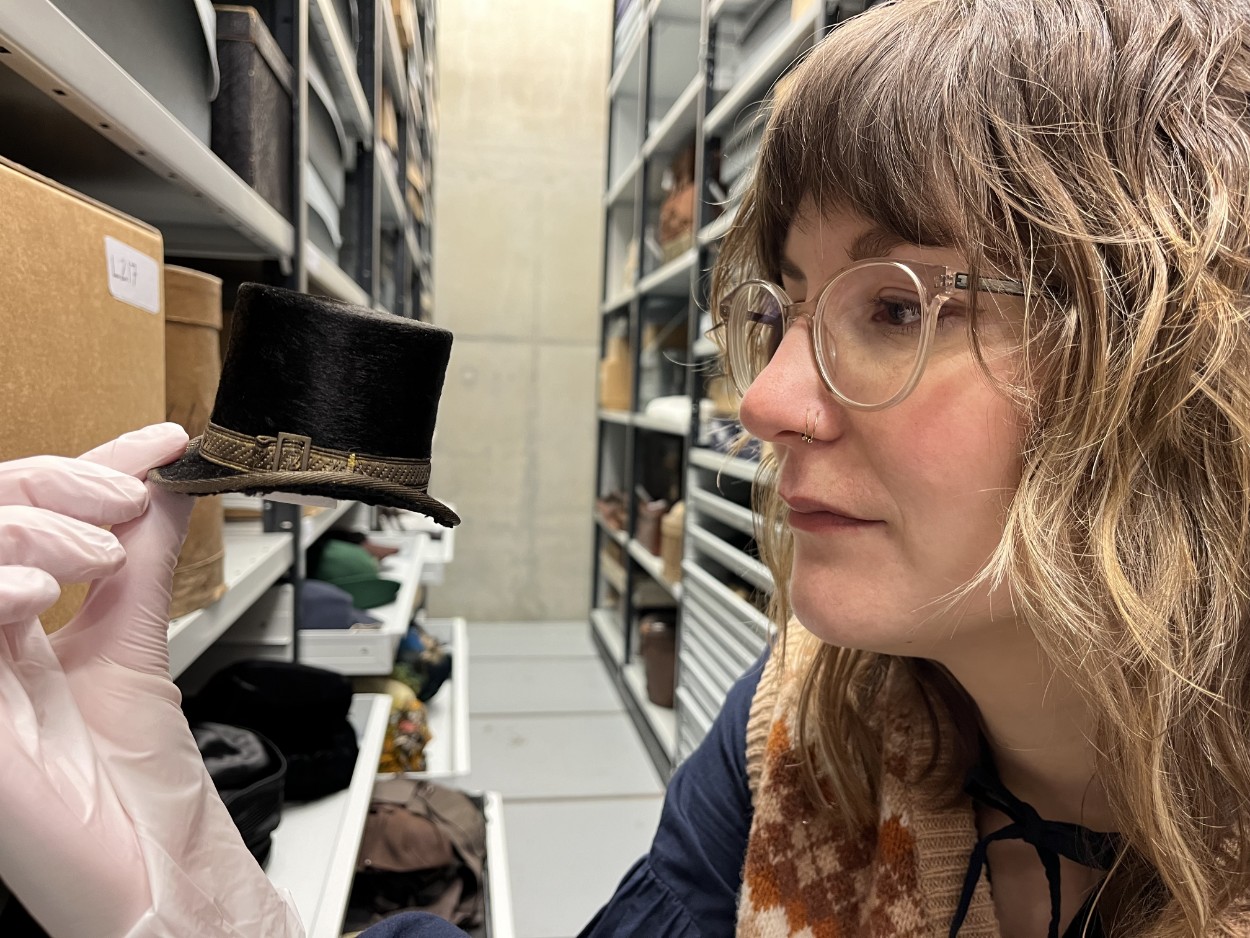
[720,259,1027,411]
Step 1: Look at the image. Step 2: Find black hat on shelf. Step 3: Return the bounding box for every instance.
[151,283,460,527]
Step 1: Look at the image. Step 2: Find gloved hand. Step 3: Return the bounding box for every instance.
[0,423,305,938]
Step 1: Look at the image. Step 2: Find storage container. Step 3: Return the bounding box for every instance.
[165,265,228,619]
[661,501,685,584]
[0,156,165,631]
[212,5,293,219]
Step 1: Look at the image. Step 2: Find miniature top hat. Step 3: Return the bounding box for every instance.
[151,283,460,527]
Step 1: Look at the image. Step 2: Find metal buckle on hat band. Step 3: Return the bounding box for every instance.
[199,422,433,488]
[273,432,313,471]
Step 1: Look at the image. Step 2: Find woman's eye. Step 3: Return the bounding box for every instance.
[880,300,922,326]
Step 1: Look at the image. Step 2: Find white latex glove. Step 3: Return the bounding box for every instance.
[0,423,305,938]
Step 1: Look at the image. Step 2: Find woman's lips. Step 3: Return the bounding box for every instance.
[781,494,881,533]
[786,509,881,533]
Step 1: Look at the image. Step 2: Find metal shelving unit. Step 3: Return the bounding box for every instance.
[591,0,851,778]
[0,3,489,933]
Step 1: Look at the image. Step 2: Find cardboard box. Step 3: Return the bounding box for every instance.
[0,155,166,628]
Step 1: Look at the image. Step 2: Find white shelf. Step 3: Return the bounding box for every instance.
[633,411,689,436]
[601,289,637,314]
[267,693,391,938]
[682,560,772,657]
[0,0,294,259]
[689,446,760,483]
[604,154,642,207]
[591,607,626,664]
[378,145,404,228]
[298,531,431,675]
[689,487,755,537]
[638,247,697,297]
[168,529,294,679]
[688,526,774,593]
[599,409,633,426]
[698,203,739,245]
[623,660,677,759]
[405,222,422,268]
[307,242,371,307]
[692,336,719,358]
[302,500,358,544]
[596,514,628,546]
[643,75,704,160]
[608,19,646,99]
[481,791,517,938]
[309,0,372,139]
[704,6,820,138]
[381,2,407,110]
[627,538,682,600]
[378,617,471,779]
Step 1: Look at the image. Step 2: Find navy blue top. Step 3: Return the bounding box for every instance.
[358,656,767,938]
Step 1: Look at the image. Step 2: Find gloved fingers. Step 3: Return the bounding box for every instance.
[0,610,123,814]
[0,455,148,527]
[0,566,61,626]
[78,422,190,480]
[55,484,193,676]
[0,507,126,603]
[0,717,150,937]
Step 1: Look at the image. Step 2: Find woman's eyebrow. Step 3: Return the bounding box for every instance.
[848,227,907,261]
[779,255,805,281]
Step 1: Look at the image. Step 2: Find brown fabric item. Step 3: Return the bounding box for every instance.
[355,778,487,928]
[165,266,226,619]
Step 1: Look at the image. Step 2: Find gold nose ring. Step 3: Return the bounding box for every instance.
[801,411,817,444]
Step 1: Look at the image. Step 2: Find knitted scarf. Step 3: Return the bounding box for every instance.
[736,626,1001,937]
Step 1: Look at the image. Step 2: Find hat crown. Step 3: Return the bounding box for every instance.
[212,284,452,460]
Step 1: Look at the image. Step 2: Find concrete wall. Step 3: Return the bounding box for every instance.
[428,0,609,620]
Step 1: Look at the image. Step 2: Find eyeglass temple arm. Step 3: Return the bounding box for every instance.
[949,272,1027,297]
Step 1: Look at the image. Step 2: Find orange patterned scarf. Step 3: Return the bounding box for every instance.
[736,628,1000,937]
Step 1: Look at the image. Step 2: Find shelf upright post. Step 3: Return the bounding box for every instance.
[396,94,412,317]
[349,0,382,304]
[590,1,618,651]
[265,0,312,651]
[667,0,717,776]
[622,15,653,666]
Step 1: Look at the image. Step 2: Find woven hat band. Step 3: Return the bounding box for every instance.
[200,423,432,488]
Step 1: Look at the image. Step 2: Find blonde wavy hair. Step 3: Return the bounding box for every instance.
[712,0,1250,932]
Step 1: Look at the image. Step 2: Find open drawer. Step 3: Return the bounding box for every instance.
[298,532,430,675]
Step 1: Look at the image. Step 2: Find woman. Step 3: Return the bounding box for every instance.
[1,0,1247,935]
[583,0,1250,934]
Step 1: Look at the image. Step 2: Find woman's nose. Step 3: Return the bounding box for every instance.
[738,319,834,446]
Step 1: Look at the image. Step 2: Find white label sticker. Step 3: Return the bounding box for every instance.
[104,236,160,313]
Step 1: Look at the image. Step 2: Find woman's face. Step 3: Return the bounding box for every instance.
[737,207,1026,658]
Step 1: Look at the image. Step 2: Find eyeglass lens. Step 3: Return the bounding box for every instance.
[728,262,956,407]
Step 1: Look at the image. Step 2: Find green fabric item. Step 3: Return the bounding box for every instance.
[314,539,402,609]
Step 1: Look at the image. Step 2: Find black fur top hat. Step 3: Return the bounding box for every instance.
[151,284,460,527]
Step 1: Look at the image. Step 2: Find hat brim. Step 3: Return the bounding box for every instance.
[150,437,460,527]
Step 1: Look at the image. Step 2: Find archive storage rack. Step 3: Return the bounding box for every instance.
[0,3,512,934]
[590,0,871,780]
